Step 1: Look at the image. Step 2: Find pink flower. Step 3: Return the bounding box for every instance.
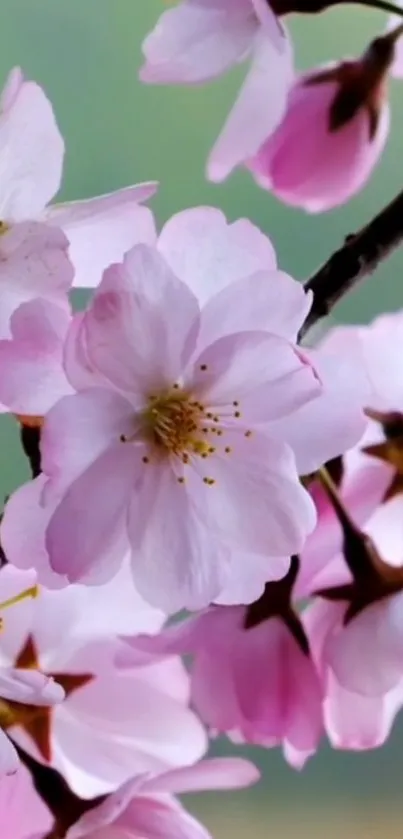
[120,559,323,769]
[247,32,396,211]
[0,764,52,838]
[67,758,259,839]
[140,1,294,181]
[305,595,403,751]
[0,565,206,796]
[35,240,321,611]
[1,208,369,609]
[0,66,157,288]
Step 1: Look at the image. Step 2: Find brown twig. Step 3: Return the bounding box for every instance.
[16,745,104,837]
[300,187,403,339]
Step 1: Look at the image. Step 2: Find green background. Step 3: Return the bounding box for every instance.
[2,2,403,836]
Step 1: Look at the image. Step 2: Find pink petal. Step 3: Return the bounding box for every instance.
[52,662,207,797]
[268,342,368,475]
[128,462,228,612]
[119,797,212,839]
[197,269,312,348]
[324,672,403,750]
[0,298,72,415]
[46,441,136,584]
[0,729,19,775]
[208,29,293,181]
[140,0,257,84]
[216,550,289,605]
[143,757,259,795]
[41,388,136,499]
[0,764,53,833]
[325,598,403,696]
[69,785,211,839]
[158,207,276,307]
[0,667,64,705]
[83,244,200,395]
[63,312,105,392]
[188,331,321,423]
[198,431,316,556]
[0,70,63,221]
[45,184,158,289]
[0,222,72,339]
[0,475,69,589]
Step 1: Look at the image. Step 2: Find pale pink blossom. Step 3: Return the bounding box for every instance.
[0,66,157,288]
[0,565,206,797]
[140,1,294,181]
[120,587,323,769]
[0,764,52,838]
[68,758,259,839]
[247,35,394,211]
[1,209,369,608]
[304,595,403,750]
[31,241,321,611]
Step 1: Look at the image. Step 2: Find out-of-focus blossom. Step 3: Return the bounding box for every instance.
[140,1,293,182]
[247,30,399,211]
[120,558,323,769]
[0,67,157,289]
[0,565,206,797]
[68,758,259,839]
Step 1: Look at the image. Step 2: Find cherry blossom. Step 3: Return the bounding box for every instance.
[66,758,259,839]
[140,0,293,181]
[120,558,323,769]
[0,565,206,797]
[246,30,397,211]
[0,66,157,289]
[33,241,323,611]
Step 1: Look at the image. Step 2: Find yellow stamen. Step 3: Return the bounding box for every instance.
[0,586,39,612]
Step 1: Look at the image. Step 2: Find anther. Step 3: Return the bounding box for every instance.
[200,364,208,371]
[233,401,239,407]
[225,446,231,454]
[244,430,252,438]
[142,456,150,464]
[234,411,241,419]
[177,477,185,484]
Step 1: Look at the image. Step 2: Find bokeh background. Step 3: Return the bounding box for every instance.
[2,1,403,836]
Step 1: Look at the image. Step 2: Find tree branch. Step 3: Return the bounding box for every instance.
[300,187,403,340]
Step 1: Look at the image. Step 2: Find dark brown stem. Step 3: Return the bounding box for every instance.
[20,424,42,478]
[16,745,104,837]
[300,187,403,339]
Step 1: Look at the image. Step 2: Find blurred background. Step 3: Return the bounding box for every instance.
[2,1,403,836]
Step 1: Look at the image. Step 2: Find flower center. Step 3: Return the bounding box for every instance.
[141,388,210,457]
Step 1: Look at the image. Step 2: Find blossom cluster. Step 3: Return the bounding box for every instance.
[2,0,403,836]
